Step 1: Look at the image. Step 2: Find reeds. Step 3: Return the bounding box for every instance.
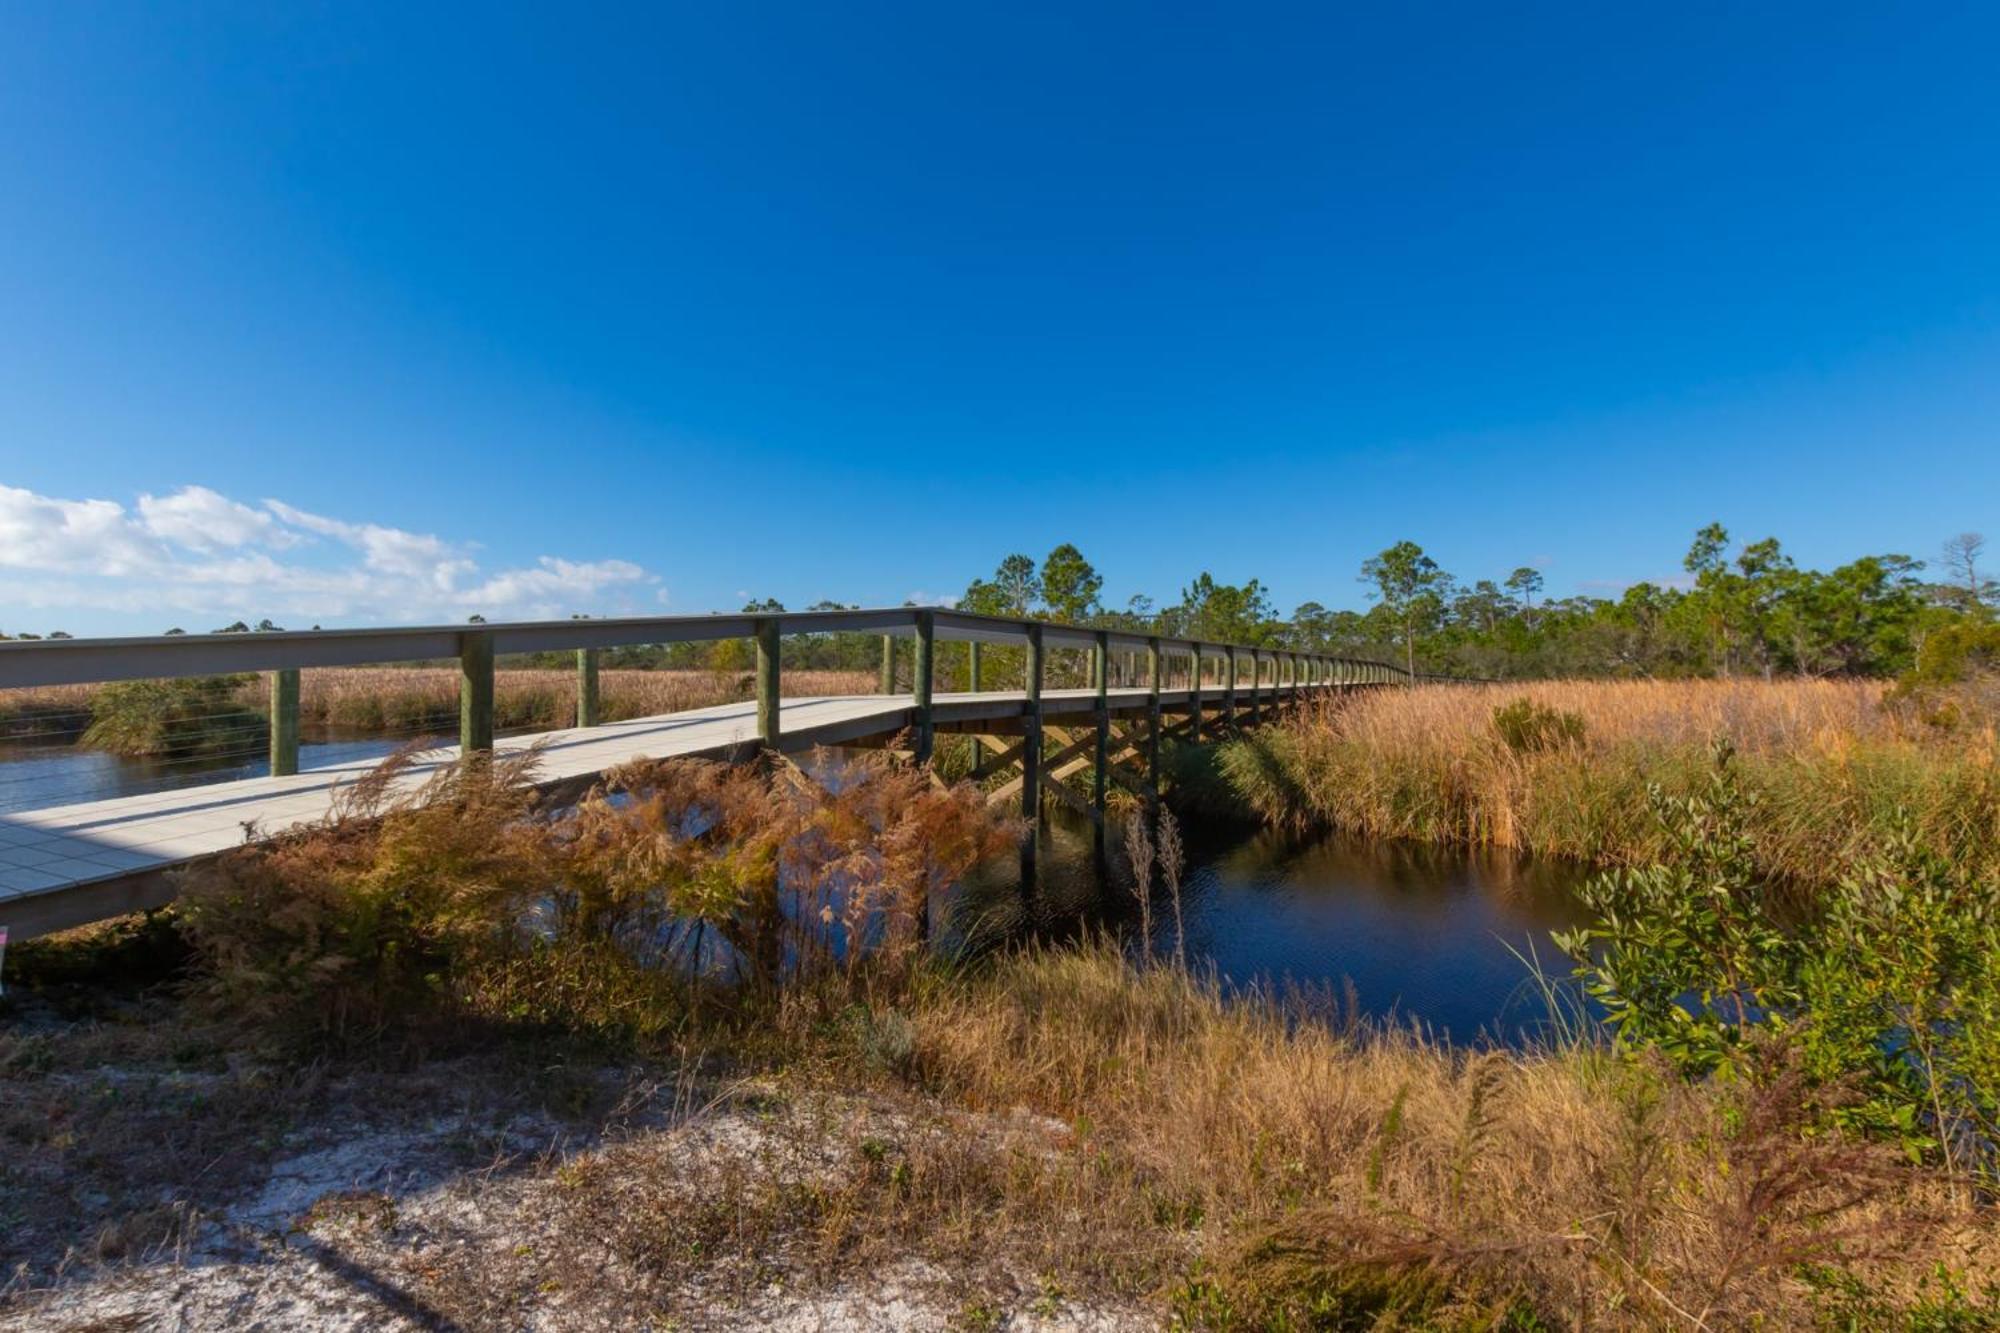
[281,666,874,734]
[23,736,1994,1324]
[0,668,876,749]
[1227,680,2000,889]
[901,946,1973,1327]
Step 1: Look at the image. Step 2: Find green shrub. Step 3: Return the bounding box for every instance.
[83,675,265,757]
[1905,619,2000,687]
[1557,742,2000,1181]
[1490,697,1586,753]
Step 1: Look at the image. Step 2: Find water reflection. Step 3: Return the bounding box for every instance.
[951,811,1593,1045]
[0,736,409,814]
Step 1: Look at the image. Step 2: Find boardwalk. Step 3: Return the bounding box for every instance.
[0,607,1407,938]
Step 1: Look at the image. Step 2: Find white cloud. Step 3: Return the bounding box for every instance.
[0,483,162,575]
[462,557,651,613]
[0,482,661,631]
[137,485,295,553]
[263,498,472,585]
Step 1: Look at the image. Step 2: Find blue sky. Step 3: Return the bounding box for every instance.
[2,3,1996,635]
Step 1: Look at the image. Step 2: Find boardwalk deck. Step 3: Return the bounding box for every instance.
[0,684,1263,939]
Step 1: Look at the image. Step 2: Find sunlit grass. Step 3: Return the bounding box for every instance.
[1223,679,2000,889]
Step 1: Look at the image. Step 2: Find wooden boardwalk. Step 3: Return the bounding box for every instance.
[1,605,1407,939]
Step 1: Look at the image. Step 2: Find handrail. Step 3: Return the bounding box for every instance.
[0,606,1412,689]
[0,605,1424,777]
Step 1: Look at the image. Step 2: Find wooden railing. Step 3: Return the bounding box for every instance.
[0,607,1415,774]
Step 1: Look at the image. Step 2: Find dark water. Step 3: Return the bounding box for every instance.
[1,741,1594,1042]
[952,812,1594,1044]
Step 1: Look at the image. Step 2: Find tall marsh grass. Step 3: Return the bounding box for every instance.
[905,947,1981,1327]
[25,742,1994,1324]
[281,665,873,734]
[0,667,876,752]
[1224,679,2000,888]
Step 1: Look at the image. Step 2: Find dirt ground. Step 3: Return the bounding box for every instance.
[0,992,1152,1332]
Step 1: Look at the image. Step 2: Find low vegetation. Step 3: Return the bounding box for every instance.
[80,675,268,758]
[0,667,874,756]
[1215,677,2000,891]
[6,747,1997,1326]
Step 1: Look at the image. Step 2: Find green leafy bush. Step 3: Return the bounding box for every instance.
[82,675,265,757]
[1553,742,1794,1077]
[1490,696,1585,753]
[1904,619,2000,687]
[1557,742,2000,1180]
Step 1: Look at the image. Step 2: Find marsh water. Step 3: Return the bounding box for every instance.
[951,810,1591,1043]
[1,741,1591,1041]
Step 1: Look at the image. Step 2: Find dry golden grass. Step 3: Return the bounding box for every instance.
[1331,678,1904,755]
[12,741,1998,1326]
[1224,680,2000,888]
[280,665,873,734]
[0,682,96,739]
[897,946,1993,1327]
[0,668,876,744]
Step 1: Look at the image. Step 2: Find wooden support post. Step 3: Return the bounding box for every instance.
[1021,623,1044,883]
[268,667,300,777]
[1092,630,1110,827]
[1248,650,1261,726]
[913,609,935,763]
[576,648,600,727]
[459,629,494,757]
[879,634,895,693]
[968,639,981,693]
[1146,636,1162,806]
[755,617,781,750]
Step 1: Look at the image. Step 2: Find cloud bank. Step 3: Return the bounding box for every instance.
[0,483,659,632]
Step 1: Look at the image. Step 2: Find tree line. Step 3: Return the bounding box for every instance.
[5,530,1992,681]
[923,528,1993,680]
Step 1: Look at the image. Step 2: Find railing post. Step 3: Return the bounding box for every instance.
[1189,644,1204,742]
[268,667,300,777]
[1146,636,1162,808]
[755,616,781,750]
[1248,649,1262,726]
[913,609,935,763]
[459,629,494,757]
[1092,630,1109,828]
[576,648,600,727]
[968,639,981,693]
[879,634,895,693]
[1224,645,1238,728]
